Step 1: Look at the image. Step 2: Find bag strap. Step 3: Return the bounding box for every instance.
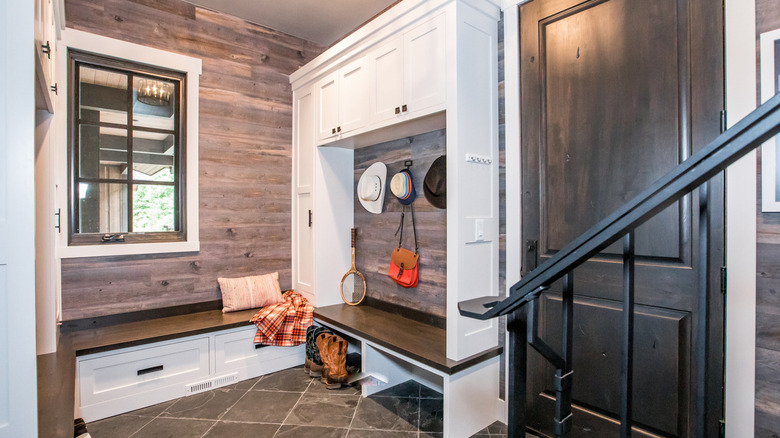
[393,204,419,254]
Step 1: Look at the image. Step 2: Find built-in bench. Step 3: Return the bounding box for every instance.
[38,303,305,435]
[313,303,504,437]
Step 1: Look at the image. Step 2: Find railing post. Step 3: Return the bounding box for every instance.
[620,231,635,437]
[555,272,574,437]
[696,181,711,437]
[507,308,527,438]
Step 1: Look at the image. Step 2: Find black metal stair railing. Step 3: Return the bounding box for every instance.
[459,92,780,438]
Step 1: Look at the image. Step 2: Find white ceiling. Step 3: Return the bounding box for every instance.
[184,0,400,47]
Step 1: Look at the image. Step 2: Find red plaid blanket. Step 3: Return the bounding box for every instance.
[250,290,313,346]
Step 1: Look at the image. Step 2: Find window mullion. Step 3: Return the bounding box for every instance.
[127,72,134,233]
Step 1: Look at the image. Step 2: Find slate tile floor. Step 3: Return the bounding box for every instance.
[86,366,509,438]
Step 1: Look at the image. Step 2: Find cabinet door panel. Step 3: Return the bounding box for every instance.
[316,71,339,142]
[295,192,314,294]
[405,14,446,114]
[295,89,314,189]
[369,36,404,124]
[339,56,369,134]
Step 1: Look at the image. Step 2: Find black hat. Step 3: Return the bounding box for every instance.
[423,155,446,209]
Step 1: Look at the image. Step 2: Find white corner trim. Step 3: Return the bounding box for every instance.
[759,29,780,212]
[55,29,202,258]
[724,0,757,435]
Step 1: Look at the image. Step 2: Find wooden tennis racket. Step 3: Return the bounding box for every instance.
[340,228,366,305]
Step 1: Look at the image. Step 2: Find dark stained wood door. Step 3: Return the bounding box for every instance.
[519,0,724,436]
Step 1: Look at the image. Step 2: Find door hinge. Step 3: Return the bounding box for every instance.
[720,110,727,134]
[720,266,727,295]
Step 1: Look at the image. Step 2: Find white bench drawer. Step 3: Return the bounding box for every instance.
[215,326,304,374]
[78,337,210,407]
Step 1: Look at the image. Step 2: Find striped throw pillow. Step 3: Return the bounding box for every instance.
[218,272,284,313]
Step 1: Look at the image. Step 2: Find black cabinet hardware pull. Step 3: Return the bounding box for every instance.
[51,84,58,95]
[137,365,164,376]
[41,41,51,58]
[54,208,61,232]
[332,127,336,134]
[402,104,408,112]
[308,210,312,227]
[337,126,341,133]
[395,107,400,114]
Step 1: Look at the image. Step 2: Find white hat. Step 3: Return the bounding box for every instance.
[357,162,387,214]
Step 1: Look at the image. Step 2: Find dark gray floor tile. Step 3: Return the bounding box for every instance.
[221,390,301,423]
[486,420,508,434]
[347,430,418,437]
[252,366,312,392]
[202,421,280,437]
[351,397,419,431]
[223,376,262,391]
[305,378,361,396]
[87,414,152,438]
[131,417,214,438]
[370,380,420,398]
[419,398,443,432]
[285,392,360,428]
[419,383,443,399]
[126,399,178,417]
[275,425,348,437]
[159,388,244,420]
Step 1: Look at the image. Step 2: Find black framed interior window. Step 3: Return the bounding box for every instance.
[68,50,187,245]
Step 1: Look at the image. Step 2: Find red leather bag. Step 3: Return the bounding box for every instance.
[389,247,418,287]
[387,205,419,288]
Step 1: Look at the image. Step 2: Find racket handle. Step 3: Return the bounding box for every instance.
[351,228,357,248]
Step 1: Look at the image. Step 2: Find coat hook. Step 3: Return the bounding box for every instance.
[404,160,413,168]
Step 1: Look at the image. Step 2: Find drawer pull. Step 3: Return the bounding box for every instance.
[137,365,164,376]
[255,344,267,350]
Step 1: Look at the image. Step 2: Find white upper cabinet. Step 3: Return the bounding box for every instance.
[404,14,446,115]
[35,0,57,112]
[316,56,369,143]
[369,36,405,124]
[369,14,446,126]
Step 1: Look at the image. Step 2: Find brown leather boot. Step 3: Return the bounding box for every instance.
[315,333,334,384]
[325,336,349,389]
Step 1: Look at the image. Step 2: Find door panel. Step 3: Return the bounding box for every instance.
[315,71,339,142]
[405,13,446,113]
[519,0,724,435]
[369,36,404,124]
[339,57,369,134]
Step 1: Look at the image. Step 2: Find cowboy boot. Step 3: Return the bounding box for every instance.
[304,326,316,374]
[315,332,334,383]
[309,327,332,377]
[326,336,349,389]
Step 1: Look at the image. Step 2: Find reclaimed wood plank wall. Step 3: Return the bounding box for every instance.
[756,0,780,435]
[60,0,324,320]
[353,130,447,319]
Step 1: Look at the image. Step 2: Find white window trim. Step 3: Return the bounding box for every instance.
[55,29,201,258]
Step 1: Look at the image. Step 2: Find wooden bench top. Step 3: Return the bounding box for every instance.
[314,304,502,375]
[69,308,259,356]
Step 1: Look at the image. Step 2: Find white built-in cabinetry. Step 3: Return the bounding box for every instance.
[316,57,370,142]
[34,0,59,112]
[76,326,305,422]
[291,1,502,435]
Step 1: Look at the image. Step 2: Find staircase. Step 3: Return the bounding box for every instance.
[459,93,780,438]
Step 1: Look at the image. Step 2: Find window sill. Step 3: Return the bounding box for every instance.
[58,240,199,258]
